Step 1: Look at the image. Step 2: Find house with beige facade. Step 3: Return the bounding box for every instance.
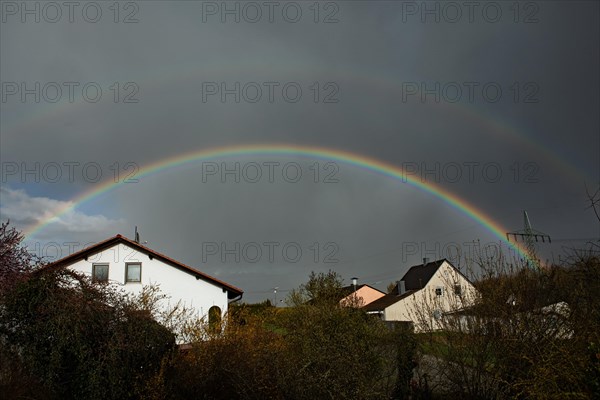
[363,259,478,331]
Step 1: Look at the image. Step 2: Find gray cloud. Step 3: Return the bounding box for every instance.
[1,1,598,302]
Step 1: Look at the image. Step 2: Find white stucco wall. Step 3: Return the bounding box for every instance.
[66,242,229,319]
[383,261,478,331]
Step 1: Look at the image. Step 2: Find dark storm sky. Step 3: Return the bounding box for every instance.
[1,1,598,302]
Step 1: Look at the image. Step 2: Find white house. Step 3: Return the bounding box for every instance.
[363,259,478,331]
[47,234,243,323]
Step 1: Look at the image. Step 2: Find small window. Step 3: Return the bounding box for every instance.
[433,310,442,320]
[435,287,444,296]
[126,263,141,283]
[209,306,222,326]
[92,264,109,283]
[208,306,222,334]
[454,284,462,295]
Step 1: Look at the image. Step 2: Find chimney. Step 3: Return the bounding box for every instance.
[396,280,406,295]
[423,257,429,265]
[351,277,358,290]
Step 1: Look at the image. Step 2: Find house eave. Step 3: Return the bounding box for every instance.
[44,234,244,297]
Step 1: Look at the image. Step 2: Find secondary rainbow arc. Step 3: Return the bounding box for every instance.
[3,63,591,184]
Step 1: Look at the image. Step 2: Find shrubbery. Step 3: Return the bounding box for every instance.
[4,220,597,399]
[412,253,600,399]
[0,223,176,400]
[165,271,417,400]
[0,224,417,399]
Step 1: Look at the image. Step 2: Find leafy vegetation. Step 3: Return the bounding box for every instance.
[411,253,600,399]
[0,226,417,399]
[2,220,599,399]
[166,271,416,399]
[0,223,176,400]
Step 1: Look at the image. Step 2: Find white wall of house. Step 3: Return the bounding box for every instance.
[66,242,229,319]
[383,261,478,331]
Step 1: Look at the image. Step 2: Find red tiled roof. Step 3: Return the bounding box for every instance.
[45,234,243,299]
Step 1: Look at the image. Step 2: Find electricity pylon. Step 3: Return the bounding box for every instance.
[506,211,551,269]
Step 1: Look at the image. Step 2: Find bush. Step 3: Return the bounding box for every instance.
[413,254,600,399]
[0,260,175,399]
[168,272,418,400]
[0,225,419,399]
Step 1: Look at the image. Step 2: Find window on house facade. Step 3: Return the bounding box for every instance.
[209,306,222,326]
[435,287,444,296]
[92,264,109,283]
[454,284,462,295]
[126,263,141,283]
[208,306,222,333]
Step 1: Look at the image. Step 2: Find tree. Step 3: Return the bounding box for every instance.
[0,221,39,294]
[278,271,415,399]
[410,251,600,399]
[169,304,284,400]
[286,270,347,307]
[0,223,176,400]
[0,221,49,398]
[168,271,418,400]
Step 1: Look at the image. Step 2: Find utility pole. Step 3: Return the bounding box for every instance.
[506,211,551,270]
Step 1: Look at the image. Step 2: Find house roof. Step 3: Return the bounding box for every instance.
[45,234,243,300]
[362,290,417,312]
[382,259,447,297]
[401,259,446,290]
[340,284,386,298]
[363,259,458,312]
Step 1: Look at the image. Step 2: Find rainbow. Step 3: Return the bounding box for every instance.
[22,143,531,261]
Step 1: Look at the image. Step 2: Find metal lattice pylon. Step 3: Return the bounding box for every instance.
[506,211,551,269]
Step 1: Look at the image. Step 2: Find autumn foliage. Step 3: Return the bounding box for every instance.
[3,220,598,399]
[0,224,416,399]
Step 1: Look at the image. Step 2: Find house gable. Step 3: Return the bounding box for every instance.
[44,236,246,329]
[401,259,446,290]
[47,234,243,299]
[363,259,478,330]
[339,284,386,307]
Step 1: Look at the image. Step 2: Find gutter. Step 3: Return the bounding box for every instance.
[228,293,243,303]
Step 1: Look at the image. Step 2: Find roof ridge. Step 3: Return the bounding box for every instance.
[45,234,243,296]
